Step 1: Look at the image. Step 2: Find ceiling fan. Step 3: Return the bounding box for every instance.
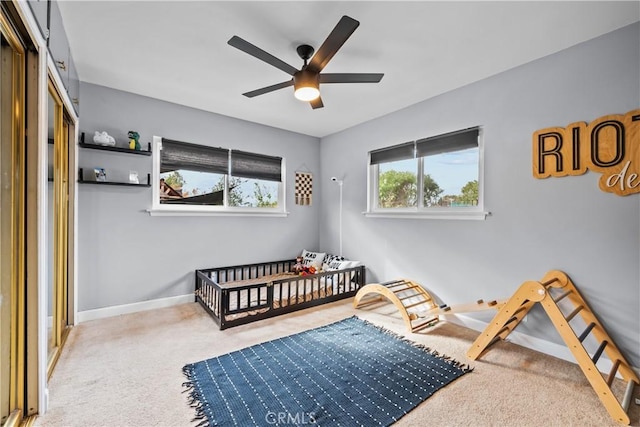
[228,15,384,109]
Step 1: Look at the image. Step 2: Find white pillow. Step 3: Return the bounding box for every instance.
[327,259,352,271]
[301,250,326,270]
[323,253,344,264]
[321,254,344,271]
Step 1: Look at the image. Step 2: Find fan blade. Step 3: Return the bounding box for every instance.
[307,16,359,74]
[310,97,324,109]
[242,80,294,98]
[320,73,384,84]
[228,36,299,76]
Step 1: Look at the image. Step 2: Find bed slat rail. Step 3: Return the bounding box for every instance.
[195,270,223,327]
[199,259,297,284]
[225,283,273,315]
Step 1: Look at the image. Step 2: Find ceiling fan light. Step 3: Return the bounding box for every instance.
[294,86,320,101]
[293,70,320,101]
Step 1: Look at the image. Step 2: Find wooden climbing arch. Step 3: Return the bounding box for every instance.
[353,278,506,333]
[353,279,438,332]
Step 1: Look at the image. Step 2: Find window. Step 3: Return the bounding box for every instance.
[150,137,286,216]
[367,127,486,220]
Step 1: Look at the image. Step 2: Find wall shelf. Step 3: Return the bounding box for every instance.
[78,180,151,188]
[77,168,151,187]
[78,131,152,189]
[79,141,151,156]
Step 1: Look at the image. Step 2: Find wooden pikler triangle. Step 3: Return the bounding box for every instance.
[467,270,639,425]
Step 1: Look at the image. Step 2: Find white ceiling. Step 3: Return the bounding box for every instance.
[57,1,639,138]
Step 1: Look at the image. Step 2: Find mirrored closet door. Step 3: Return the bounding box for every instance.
[47,79,73,377]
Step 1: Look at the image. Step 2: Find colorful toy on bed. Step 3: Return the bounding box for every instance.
[293,256,305,274]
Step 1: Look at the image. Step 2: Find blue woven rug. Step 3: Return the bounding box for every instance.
[182,316,471,426]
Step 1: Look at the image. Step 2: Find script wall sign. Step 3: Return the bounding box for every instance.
[533,109,640,196]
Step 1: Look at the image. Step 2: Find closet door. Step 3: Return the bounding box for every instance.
[0,11,26,426]
[46,80,71,377]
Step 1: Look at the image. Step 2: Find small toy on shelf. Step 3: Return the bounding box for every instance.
[94,167,107,182]
[128,130,141,151]
[93,131,115,146]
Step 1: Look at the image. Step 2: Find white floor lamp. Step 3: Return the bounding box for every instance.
[331,177,343,256]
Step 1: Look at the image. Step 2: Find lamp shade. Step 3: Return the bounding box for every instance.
[294,70,320,101]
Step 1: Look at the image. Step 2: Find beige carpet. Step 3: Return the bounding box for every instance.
[36,299,639,427]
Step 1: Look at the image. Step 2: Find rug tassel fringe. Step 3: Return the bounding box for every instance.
[182,364,211,427]
[355,315,474,373]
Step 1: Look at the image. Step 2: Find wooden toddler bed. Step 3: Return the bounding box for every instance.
[195,258,365,329]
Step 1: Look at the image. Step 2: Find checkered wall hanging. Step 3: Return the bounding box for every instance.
[295,172,313,205]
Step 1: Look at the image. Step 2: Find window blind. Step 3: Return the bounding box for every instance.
[161,138,229,174]
[416,127,479,157]
[369,141,415,165]
[231,150,282,182]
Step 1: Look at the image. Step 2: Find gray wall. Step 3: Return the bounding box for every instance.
[77,83,321,311]
[77,23,639,366]
[319,23,640,366]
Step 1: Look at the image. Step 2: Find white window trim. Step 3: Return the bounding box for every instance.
[364,127,488,220]
[363,210,489,220]
[147,136,288,217]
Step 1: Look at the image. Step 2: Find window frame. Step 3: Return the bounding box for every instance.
[365,127,488,220]
[148,136,288,217]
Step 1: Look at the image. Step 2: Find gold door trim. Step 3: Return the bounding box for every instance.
[0,4,26,425]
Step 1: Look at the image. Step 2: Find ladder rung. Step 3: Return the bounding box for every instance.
[414,304,438,314]
[404,300,430,309]
[578,322,596,342]
[411,317,438,332]
[553,289,573,303]
[505,316,520,326]
[591,340,608,364]
[398,293,423,301]
[565,305,584,322]
[487,335,503,349]
[512,305,528,317]
[354,296,384,308]
[606,360,621,386]
[496,325,512,337]
[384,280,410,288]
[621,380,635,412]
[392,286,418,294]
[541,277,560,287]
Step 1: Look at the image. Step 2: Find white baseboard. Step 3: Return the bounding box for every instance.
[77,293,195,323]
[447,314,639,377]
